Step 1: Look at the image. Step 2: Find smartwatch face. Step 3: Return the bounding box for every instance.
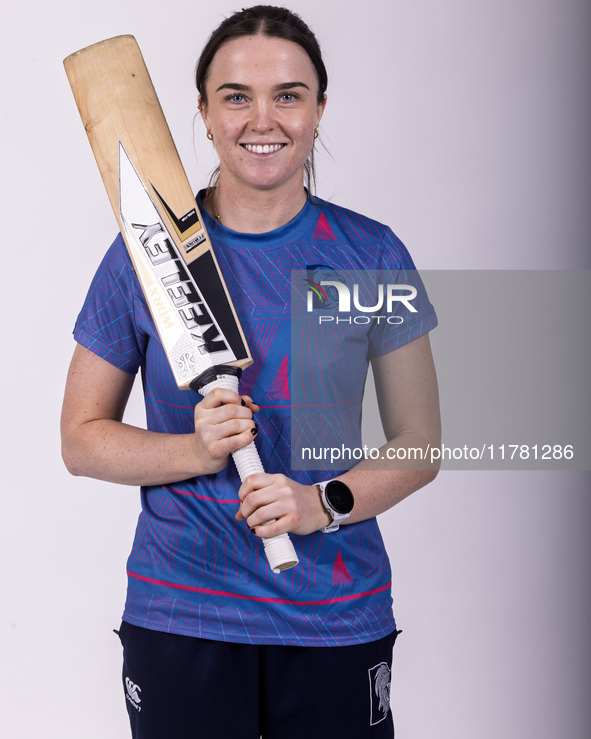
[326,480,354,514]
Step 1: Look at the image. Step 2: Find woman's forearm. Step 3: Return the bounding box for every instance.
[62,418,205,486]
[338,431,439,524]
[61,344,259,487]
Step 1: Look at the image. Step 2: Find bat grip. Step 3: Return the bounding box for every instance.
[191,366,299,574]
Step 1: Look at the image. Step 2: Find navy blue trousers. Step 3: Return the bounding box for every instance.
[117,621,400,738]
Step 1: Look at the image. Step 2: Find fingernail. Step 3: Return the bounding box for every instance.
[251,425,258,436]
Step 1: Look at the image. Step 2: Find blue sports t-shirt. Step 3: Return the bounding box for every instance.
[74,193,437,646]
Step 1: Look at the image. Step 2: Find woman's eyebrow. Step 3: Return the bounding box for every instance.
[273,82,310,91]
[215,82,250,92]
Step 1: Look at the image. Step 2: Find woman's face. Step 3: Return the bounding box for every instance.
[200,34,326,196]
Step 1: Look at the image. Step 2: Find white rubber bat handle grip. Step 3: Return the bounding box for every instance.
[196,372,299,574]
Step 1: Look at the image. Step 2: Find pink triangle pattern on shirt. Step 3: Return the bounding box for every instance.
[332,550,355,585]
[312,212,337,241]
[266,355,290,400]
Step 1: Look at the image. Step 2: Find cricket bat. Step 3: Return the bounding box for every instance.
[64,35,298,573]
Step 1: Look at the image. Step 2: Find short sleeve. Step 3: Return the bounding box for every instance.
[367,227,438,359]
[73,234,147,374]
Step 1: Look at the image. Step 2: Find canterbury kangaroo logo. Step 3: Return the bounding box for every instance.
[125,677,142,712]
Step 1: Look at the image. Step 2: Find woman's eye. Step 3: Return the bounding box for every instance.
[226,93,246,104]
[279,92,298,103]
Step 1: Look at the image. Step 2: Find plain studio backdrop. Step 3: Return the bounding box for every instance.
[1,0,590,737]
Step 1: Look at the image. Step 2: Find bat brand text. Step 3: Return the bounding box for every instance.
[133,221,229,355]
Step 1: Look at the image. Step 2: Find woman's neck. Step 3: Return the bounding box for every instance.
[206,177,308,234]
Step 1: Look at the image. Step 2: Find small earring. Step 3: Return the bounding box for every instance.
[207,130,214,141]
[314,128,319,139]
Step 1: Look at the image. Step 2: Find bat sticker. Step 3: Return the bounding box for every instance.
[118,141,237,386]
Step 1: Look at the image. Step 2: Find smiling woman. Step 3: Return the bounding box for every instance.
[61,5,440,739]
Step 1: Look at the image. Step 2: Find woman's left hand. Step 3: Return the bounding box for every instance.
[235,474,330,537]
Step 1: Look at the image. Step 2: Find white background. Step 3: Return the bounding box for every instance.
[2,0,589,736]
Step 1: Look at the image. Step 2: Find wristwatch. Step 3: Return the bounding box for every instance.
[317,479,354,533]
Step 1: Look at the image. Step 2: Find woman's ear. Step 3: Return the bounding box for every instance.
[198,95,210,131]
[315,93,327,128]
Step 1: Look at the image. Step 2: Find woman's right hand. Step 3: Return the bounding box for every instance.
[191,389,260,475]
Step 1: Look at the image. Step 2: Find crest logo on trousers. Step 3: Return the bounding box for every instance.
[368,662,391,726]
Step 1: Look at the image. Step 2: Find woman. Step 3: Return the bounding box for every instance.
[61,5,440,738]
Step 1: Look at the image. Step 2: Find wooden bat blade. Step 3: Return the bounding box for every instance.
[64,35,252,388]
[64,36,197,248]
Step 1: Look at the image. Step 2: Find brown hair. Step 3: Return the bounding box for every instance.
[196,5,328,192]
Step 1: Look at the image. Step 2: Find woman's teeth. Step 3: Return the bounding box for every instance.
[243,143,284,154]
